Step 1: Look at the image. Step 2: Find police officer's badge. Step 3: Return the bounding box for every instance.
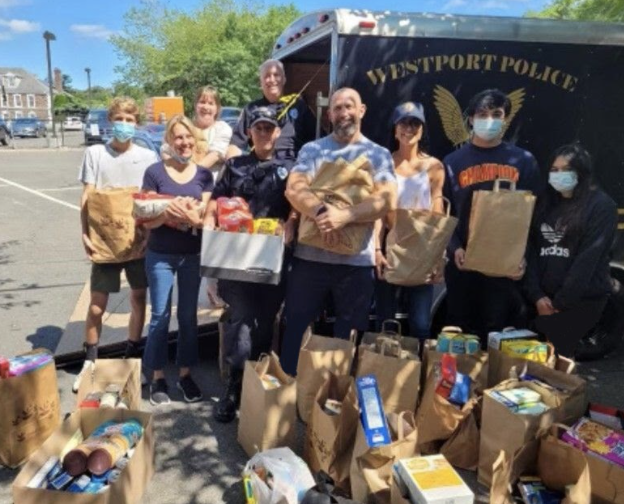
[289,108,299,120]
[277,166,289,180]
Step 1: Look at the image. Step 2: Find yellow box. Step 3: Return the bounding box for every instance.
[500,339,548,363]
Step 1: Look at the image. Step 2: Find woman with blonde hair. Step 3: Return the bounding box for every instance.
[162,85,232,175]
[142,114,214,405]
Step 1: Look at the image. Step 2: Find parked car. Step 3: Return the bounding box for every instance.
[220,106,241,128]
[63,116,84,131]
[12,118,47,138]
[0,118,11,146]
[84,109,112,145]
[133,124,165,159]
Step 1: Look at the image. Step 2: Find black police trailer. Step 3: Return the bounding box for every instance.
[272,10,624,358]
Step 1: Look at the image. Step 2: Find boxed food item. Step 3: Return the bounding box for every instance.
[253,218,282,235]
[501,340,549,363]
[562,417,624,468]
[489,386,549,415]
[76,359,141,411]
[517,477,564,504]
[436,331,480,355]
[395,454,474,504]
[201,229,285,285]
[356,374,391,448]
[487,328,538,350]
[12,408,154,504]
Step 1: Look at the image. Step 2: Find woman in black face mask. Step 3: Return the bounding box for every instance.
[524,143,617,357]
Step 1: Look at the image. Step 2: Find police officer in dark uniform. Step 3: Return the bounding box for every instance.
[226,58,317,161]
[208,107,297,423]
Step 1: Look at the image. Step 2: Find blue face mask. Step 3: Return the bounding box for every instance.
[549,171,578,193]
[473,117,504,141]
[170,151,193,165]
[112,121,135,143]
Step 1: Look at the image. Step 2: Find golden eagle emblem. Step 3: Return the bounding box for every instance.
[433,85,526,146]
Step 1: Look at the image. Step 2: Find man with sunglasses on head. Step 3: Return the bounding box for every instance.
[206,107,297,423]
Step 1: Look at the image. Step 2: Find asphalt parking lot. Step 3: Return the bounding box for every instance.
[0,148,623,503]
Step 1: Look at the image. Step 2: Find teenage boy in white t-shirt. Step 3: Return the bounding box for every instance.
[74,97,158,392]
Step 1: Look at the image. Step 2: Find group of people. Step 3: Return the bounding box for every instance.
[74,57,617,426]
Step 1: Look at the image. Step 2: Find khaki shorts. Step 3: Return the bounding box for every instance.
[90,259,148,294]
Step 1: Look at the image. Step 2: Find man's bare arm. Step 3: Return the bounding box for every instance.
[225,144,242,160]
[285,172,325,219]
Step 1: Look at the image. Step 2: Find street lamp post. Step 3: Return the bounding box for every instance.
[43,30,56,140]
[85,67,91,106]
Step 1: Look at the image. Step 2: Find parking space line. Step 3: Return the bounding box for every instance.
[0,176,80,211]
[40,186,83,192]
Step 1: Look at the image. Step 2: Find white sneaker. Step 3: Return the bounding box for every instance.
[72,360,95,393]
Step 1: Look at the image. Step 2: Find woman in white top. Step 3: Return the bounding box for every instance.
[162,85,233,176]
[374,102,445,340]
[162,86,233,307]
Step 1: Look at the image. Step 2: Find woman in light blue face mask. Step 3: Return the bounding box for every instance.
[523,143,618,358]
[140,115,215,406]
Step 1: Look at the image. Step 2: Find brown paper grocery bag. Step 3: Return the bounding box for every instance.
[237,353,297,457]
[487,355,588,425]
[88,187,146,263]
[385,201,458,286]
[350,412,419,504]
[415,368,479,447]
[422,338,489,394]
[304,374,359,492]
[487,344,557,388]
[0,350,61,468]
[76,358,142,410]
[478,379,560,487]
[296,329,355,424]
[490,428,591,504]
[464,178,536,277]
[356,323,421,415]
[298,155,374,255]
[440,404,481,470]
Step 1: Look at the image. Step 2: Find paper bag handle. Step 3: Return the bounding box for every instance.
[254,353,271,375]
[441,326,463,334]
[429,195,452,217]
[381,319,402,336]
[377,338,401,356]
[493,178,517,192]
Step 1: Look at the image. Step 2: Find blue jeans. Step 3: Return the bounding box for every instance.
[143,250,201,371]
[375,280,433,340]
[280,258,375,376]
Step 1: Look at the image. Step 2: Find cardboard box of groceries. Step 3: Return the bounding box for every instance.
[12,408,154,504]
[201,229,284,285]
[76,359,142,411]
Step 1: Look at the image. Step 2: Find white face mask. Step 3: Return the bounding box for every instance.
[472,117,504,141]
[549,171,578,193]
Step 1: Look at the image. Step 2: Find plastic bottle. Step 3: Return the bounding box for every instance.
[62,419,143,476]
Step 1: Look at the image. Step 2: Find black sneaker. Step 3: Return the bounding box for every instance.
[150,378,171,406]
[214,371,243,423]
[177,374,203,403]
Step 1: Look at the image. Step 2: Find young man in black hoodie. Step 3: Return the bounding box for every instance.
[443,89,542,342]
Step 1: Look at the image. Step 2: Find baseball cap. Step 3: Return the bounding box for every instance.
[249,107,279,128]
[392,101,426,125]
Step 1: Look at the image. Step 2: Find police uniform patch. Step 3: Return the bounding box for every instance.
[277,166,289,180]
[289,108,299,120]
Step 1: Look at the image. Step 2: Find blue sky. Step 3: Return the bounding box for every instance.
[0,0,550,89]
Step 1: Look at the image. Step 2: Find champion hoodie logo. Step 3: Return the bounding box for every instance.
[540,223,569,257]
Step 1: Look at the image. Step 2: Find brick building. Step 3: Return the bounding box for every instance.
[0,67,51,122]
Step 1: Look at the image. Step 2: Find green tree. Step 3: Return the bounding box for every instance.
[527,0,624,22]
[110,0,300,112]
[62,73,75,93]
